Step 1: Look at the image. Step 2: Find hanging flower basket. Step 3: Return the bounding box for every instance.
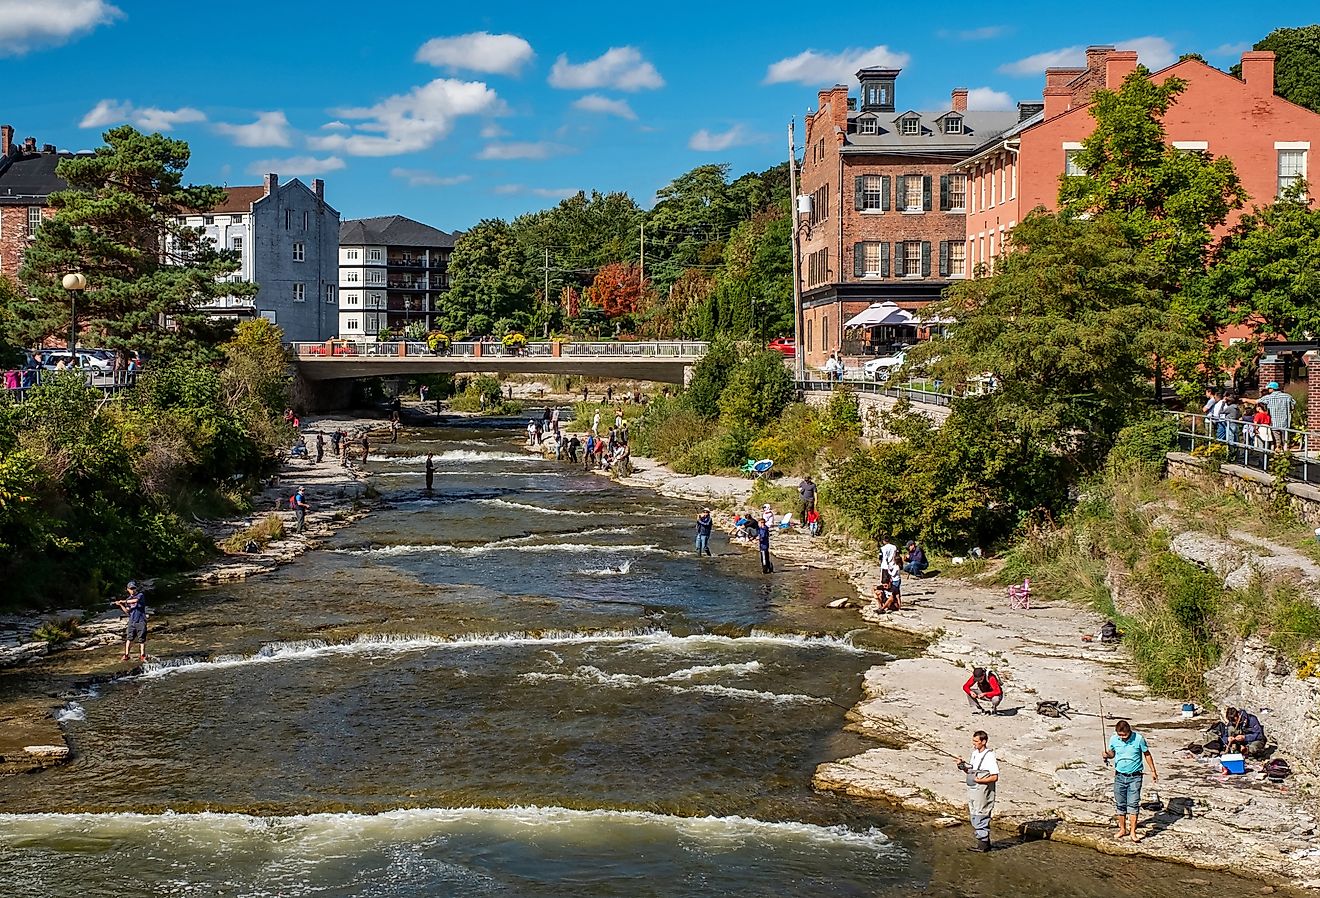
[426,331,451,354]
[502,332,527,355]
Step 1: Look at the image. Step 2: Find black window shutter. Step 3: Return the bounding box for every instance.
[854,176,864,210]
[881,242,890,278]
[921,241,932,277]
[893,242,905,277]
[895,175,907,212]
[939,241,950,277]
[881,175,891,211]
[853,243,864,277]
[939,175,950,212]
[922,176,933,211]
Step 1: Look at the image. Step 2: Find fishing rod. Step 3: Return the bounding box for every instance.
[1099,693,1110,768]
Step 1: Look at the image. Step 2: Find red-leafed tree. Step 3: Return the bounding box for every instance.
[585,262,646,318]
[560,285,581,319]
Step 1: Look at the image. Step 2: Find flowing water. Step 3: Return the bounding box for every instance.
[0,423,1281,896]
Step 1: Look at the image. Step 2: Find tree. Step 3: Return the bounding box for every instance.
[717,349,794,427]
[922,212,1172,474]
[439,219,534,334]
[1233,26,1320,113]
[221,318,292,415]
[584,262,646,319]
[1200,182,1320,341]
[9,126,252,357]
[684,334,738,418]
[646,164,742,290]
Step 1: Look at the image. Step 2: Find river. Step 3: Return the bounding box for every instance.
[0,421,1280,896]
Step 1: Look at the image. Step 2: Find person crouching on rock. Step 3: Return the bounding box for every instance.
[1205,706,1266,758]
[964,667,1003,716]
[873,570,900,613]
[956,729,998,853]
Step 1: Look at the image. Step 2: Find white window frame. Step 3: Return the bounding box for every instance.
[947,174,967,211]
[944,116,963,135]
[1172,141,1209,151]
[346,318,359,331]
[901,116,919,136]
[369,248,382,262]
[948,242,967,278]
[861,241,883,277]
[292,241,305,262]
[347,249,359,260]
[903,241,921,278]
[1063,142,1086,177]
[861,174,884,211]
[346,271,359,284]
[325,285,336,304]
[293,283,306,302]
[26,205,42,237]
[903,175,923,211]
[859,118,877,135]
[1276,144,1308,196]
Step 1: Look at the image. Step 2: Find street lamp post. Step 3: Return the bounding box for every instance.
[62,272,87,357]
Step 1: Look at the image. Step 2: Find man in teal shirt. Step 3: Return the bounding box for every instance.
[1103,719,1158,843]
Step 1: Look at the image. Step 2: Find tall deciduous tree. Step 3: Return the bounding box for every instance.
[1232,26,1320,113]
[9,126,251,356]
[584,262,646,319]
[439,218,534,335]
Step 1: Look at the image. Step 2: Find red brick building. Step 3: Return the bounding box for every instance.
[796,68,1021,369]
[0,126,86,282]
[960,48,1320,272]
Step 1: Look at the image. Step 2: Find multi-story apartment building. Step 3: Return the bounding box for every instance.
[960,48,1320,273]
[0,126,90,281]
[337,216,455,338]
[797,68,1020,368]
[178,173,339,342]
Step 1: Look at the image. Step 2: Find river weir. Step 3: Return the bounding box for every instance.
[0,421,1290,896]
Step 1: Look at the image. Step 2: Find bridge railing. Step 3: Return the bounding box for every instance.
[796,377,952,408]
[290,340,708,359]
[3,369,136,403]
[1168,410,1317,485]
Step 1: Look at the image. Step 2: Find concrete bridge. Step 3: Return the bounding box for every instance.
[291,340,709,384]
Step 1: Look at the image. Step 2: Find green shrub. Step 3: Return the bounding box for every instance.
[221,513,286,553]
[684,335,738,419]
[1108,414,1177,471]
[820,387,862,438]
[718,349,794,427]
[449,375,507,413]
[33,616,81,645]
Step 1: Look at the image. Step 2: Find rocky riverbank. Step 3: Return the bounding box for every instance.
[587,449,1320,890]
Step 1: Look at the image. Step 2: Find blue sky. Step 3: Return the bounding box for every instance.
[0,0,1307,231]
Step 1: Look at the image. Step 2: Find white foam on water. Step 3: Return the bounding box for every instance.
[520,663,821,705]
[369,451,535,464]
[333,540,663,558]
[474,498,593,516]
[0,806,891,853]
[136,629,875,680]
[577,559,633,576]
[54,702,85,723]
[374,471,561,479]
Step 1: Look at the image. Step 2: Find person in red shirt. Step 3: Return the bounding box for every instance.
[963,667,1003,715]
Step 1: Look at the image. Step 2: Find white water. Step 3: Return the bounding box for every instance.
[577,559,633,576]
[138,629,874,680]
[334,540,664,558]
[520,663,822,705]
[369,451,535,464]
[54,702,85,723]
[474,498,594,516]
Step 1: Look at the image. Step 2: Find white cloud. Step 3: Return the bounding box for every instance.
[308,78,504,157]
[320,120,350,131]
[939,25,1009,41]
[80,99,206,131]
[477,141,567,160]
[688,124,756,152]
[763,45,910,86]
[549,47,664,91]
[495,184,580,199]
[214,111,293,147]
[246,155,345,176]
[391,167,471,187]
[480,122,510,138]
[415,32,534,75]
[999,36,1176,76]
[571,94,637,120]
[1212,42,1251,58]
[966,87,1015,110]
[0,0,121,56]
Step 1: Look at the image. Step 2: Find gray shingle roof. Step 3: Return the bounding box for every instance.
[340,215,455,248]
[844,109,1020,154]
[0,149,91,204]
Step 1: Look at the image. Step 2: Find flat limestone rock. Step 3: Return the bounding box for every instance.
[23,744,69,759]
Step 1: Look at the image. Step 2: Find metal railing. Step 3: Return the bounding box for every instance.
[2,369,137,403]
[797,376,952,408]
[290,340,709,360]
[1168,410,1317,485]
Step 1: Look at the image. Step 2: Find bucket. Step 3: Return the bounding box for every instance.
[1181,703,1196,719]
[1220,753,1245,775]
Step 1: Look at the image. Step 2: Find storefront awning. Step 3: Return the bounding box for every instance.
[844,302,915,328]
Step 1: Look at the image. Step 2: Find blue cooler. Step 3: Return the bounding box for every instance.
[1220,753,1245,774]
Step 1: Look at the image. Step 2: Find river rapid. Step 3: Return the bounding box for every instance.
[0,422,1280,896]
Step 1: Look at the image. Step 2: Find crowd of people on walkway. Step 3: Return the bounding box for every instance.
[1201,382,1298,457]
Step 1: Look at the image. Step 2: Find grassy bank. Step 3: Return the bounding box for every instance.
[997,466,1320,699]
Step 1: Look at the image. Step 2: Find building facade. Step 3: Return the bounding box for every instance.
[179,173,340,342]
[796,69,1019,369]
[337,216,455,338]
[960,48,1320,272]
[0,126,89,281]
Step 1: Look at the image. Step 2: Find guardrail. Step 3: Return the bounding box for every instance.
[797,376,953,408]
[2,369,137,403]
[290,340,709,360]
[1167,411,1317,485]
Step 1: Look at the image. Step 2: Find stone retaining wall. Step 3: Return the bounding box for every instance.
[1166,451,1320,528]
[800,388,950,442]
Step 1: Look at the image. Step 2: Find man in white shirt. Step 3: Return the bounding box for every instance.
[879,536,902,604]
[957,730,999,853]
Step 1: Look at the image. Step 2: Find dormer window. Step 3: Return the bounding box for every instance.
[859,117,877,135]
[943,115,963,135]
[901,116,920,136]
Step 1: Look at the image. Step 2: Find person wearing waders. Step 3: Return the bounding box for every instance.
[315,432,325,463]
[115,580,149,663]
[292,486,308,533]
[757,517,773,574]
[425,454,435,492]
[695,508,714,557]
[956,729,998,852]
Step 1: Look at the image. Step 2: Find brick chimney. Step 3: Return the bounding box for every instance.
[22,136,36,153]
[951,88,968,112]
[263,172,279,196]
[1043,85,1073,121]
[1240,51,1276,97]
[1045,67,1084,90]
[1086,45,1115,75]
[311,178,324,203]
[0,125,12,157]
[1105,50,1139,88]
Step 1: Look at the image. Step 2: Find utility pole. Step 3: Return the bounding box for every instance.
[788,120,805,380]
[544,247,550,338]
[639,221,645,285]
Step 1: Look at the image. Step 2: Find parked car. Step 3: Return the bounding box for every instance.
[767,336,796,357]
[862,350,906,382]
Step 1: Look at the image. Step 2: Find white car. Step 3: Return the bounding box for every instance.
[862,350,906,382]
